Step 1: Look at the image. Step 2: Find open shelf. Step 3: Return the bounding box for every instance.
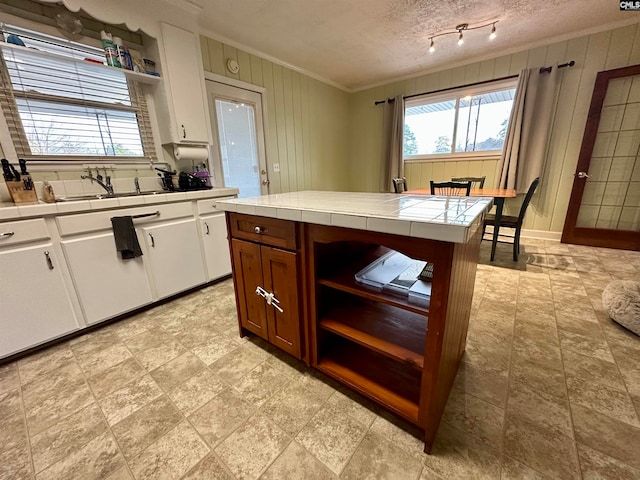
[316,244,431,315]
[318,288,426,370]
[317,337,421,422]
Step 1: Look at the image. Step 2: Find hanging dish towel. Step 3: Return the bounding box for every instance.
[111,216,143,259]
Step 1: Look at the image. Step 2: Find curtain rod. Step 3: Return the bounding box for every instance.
[374,60,575,105]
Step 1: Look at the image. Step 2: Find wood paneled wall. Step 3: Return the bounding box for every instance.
[349,24,640,233]
[200,36,351,194]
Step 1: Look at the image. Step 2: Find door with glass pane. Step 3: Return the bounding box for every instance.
[206,81,268,197]
[562,65,640,251]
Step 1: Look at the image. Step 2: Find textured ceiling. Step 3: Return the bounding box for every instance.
[194,0,640,90]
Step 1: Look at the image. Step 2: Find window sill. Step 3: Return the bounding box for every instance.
[404,152,501,163]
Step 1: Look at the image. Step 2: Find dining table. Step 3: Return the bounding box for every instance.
[403,188,518,261]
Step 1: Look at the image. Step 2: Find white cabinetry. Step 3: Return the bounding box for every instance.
[200,213,231,281]
[160,22,209,143]
[0,242,79,357]
[61,233,153,325]
[142,218,206,298]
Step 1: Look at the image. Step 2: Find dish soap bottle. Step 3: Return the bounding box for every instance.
[42,180,55,203]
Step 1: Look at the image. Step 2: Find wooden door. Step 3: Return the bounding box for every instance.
[231,238,268,339]
[261,246,301,358]
[562,65,640,250]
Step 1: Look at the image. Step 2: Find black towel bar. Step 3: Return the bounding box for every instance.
[132,211,160,219]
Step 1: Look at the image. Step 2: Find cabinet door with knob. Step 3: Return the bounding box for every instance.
[200,213,232,281]
[141,218,206,299]
[231,238,301,358]
[0,244,80,357]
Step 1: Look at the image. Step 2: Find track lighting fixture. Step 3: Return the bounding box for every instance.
[427,21,498,54]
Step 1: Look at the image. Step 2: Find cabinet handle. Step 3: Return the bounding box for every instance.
[255,286,284,313]
[181,124,186,139]
[0,231,15,239]
[205,222,210,235]
[44,251,54,270]
[149,233,155,247]
[254,226,264,234]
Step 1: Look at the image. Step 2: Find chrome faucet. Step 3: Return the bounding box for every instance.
[134,177,141,194]
[80,172,114,197]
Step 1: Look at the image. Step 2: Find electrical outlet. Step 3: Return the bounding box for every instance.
[273,163,280,173]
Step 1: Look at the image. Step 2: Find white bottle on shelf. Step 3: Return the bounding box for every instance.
[112,36,132,70]
[100,31,121,68]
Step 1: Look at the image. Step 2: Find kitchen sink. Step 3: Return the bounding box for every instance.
[55,190,168,202]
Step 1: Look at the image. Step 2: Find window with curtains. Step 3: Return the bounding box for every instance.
[403,79,517,160]
[0,24,155,162]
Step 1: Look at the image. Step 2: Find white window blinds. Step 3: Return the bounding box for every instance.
[0,25,156,161]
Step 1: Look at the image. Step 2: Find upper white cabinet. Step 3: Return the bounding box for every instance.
[160,22,210,143]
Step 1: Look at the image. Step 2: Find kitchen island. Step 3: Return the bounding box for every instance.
[215,191,492,453]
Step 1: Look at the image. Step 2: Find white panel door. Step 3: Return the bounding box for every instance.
[0,244,79,357]
[200,213,232,280]
[62,233,153,325]
[142,219,206,298]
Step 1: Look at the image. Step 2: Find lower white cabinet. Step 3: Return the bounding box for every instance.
[200,213,232,281]
[61,233,153,325]
[142,218,206,299]
[0,243,80,357]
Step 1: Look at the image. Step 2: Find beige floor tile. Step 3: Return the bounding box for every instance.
[507,381,573,438]
[74,343,133,377]
[110,313,157,339]
[609,343,640,397]
[122,328,174,354]
[98,374,163,426]
[182,452,234,480]
[421,422,501,480]
[209,345,269,384]
[104,466,134,480]
[167,368,226,416]
[189,387,257,447]
[0,363,20,392]
[30,402,107,473]
[326,390,378,428]
[172,323,222,350]
[17,345,75,386]
[341,431,423,480]
[149,351,205,392]
[69,330,122,358]
[558,329,615,363]
[0,412,28,454]
[369,413,426,460]
[129,421,210,480]
[231,362,288,407]
[260,440,337,480]
[20,356,83,397]
[0,441,33,479]
[260,381,327,436]
[87,357,145,399]
[500,455,549,479]
[443,390,505,449]
[503,412,580,479]
[111,396,183,460]
[133,338,187,371]
[35,431,124,480]
[215,414,290,480]
[572,403,640,470]
[458,355,509,408]
[577,444,640,480]
[192,336,242,365]
[296,404,368,475]
[509,356,567,400]
[562,350,627,391]
[0,388,23,421]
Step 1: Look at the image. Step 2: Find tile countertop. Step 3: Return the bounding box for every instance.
[215,190,493,244]
[0,188,239,221]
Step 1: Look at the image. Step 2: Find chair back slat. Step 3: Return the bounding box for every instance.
[430,180,472,196]
[516,177,540,225]
[451,176,486,189]
[392,177,407,193]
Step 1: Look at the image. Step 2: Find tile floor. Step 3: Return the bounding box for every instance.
[1,239,640,480]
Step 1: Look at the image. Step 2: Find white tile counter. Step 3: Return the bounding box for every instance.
[0,188,239,221]
[216,190,493,243]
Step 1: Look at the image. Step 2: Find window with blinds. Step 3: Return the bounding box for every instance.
[0,24,156,162]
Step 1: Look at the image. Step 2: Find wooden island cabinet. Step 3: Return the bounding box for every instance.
[219,191,491,453]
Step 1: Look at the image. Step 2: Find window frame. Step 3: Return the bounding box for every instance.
[403,77,518,162]
[0,19,157,167]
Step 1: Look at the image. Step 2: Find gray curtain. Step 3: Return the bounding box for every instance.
[381,95,404,192]
[498,67,559,193]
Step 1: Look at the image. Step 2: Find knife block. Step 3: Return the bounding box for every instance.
[6,180,38,205]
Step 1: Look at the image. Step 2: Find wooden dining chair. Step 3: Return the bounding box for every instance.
[392,177,407,193]
[430,180,471,196]
[482,177,540,261]
[451,176,486,189]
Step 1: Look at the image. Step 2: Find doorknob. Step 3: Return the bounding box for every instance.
[576,171,590,179]
[261,170,267,175]
[262,179,270,185]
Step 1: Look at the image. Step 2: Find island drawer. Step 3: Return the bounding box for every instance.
[228,213,297,250]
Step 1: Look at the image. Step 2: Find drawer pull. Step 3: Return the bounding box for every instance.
[149,233,155,247]
[205,222,210,235]
[254,226,264,234]
[0,231,15,239]
[44,251,54,270]
[255,286,283,313]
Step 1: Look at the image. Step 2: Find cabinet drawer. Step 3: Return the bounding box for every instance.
[0,218,50,247]
[229,213,297,250]
[197,197,235,216]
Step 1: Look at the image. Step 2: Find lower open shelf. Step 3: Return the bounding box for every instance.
[316,336,421,423]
